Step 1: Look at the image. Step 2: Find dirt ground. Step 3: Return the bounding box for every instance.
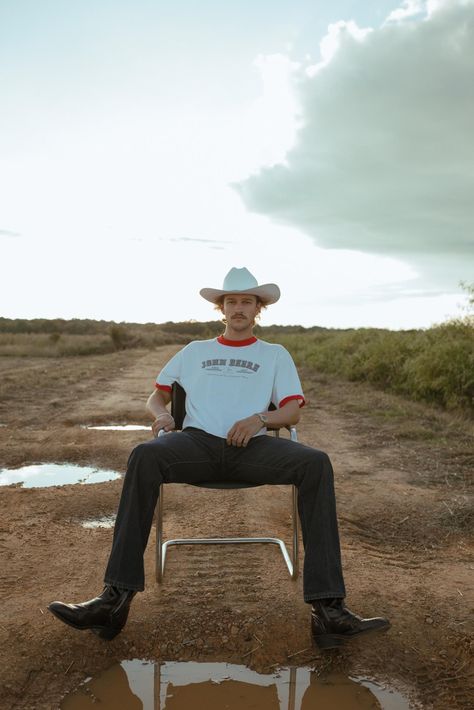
[0,345,473,709]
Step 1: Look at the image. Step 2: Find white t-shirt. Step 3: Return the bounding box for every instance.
[155,335,305,439]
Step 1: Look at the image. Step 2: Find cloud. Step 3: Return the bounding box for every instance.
[385,0,426,22]
[169,237,234,245]
[0,228,21,238]
[235,0,474,286]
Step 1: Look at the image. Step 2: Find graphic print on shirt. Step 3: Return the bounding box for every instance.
[201,357,261,377]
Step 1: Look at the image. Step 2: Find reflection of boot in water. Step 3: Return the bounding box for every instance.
[300,671,382,710]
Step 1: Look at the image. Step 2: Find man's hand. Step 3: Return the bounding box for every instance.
[152,413,175,437]
[226,415,262,447]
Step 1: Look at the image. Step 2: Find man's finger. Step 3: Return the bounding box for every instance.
[226,424,238,445]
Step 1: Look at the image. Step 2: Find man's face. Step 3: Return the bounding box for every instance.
[222,294,260,330]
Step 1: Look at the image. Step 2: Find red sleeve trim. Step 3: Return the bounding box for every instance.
[155,383,172,392]
[279,394,305,409]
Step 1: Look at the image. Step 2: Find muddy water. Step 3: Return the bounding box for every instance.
[0,463,121,488]
[81,515,116,528]
[62,660,412,709]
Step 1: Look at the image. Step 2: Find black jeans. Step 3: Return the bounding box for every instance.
[104,428,346,602]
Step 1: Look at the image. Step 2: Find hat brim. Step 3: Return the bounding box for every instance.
[200,283,280,305]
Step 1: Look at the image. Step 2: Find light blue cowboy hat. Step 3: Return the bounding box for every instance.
[200,267,280,305]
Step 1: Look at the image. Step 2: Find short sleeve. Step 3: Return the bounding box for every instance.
[155,348,183,392]
[271,346,305,409]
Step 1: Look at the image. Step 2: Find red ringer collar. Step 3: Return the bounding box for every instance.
[217,335,258,347]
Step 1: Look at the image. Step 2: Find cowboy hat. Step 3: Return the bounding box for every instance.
[199,267,280,305]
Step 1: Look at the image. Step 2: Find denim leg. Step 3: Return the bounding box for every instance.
[226,435,346,602]
[104,430,221,591]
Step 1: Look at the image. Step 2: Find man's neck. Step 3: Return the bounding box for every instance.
[222,326,255,341]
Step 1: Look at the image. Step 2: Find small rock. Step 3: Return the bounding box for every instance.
[230,625,239,637]
[221,635,229,644]
[425,616,434,625]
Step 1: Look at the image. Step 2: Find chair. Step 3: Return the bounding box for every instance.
[155,382,299,583]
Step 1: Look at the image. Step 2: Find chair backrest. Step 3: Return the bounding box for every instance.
[171,382,187,429]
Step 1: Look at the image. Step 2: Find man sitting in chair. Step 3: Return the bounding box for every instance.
[49,267,390,649]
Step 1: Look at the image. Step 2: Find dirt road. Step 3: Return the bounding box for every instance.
[0,346,472,708]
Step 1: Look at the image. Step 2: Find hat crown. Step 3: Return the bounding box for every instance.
[199,266,280,305]
[222,267,258,292]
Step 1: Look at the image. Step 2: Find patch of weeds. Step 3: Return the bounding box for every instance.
[410,460,473,490]
[439,496,474,533]
[342,497,473,554]
[370,405,410,421]
[395,425,437,440]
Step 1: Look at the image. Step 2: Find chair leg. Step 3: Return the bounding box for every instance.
[291,484,299,580]
[156,486,299,582]
[156,485,164,583]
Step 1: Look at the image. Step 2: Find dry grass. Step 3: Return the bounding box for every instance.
[0,333,115,357]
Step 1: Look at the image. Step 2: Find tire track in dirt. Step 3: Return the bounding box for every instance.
[69,346,181,424]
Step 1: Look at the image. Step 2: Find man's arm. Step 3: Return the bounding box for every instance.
[262,399,301,428]
[226,399,301,448]
[146,389,175,436]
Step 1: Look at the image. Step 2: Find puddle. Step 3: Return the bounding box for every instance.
[0,463,121,488]
[81,515,116,529]
[62,660,413,709]
[82,425,151,431]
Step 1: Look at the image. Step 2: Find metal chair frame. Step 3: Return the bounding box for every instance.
[155,383,299,583]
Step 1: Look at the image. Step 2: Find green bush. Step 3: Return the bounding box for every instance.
[402,323,474,410]
[273,323,473,415]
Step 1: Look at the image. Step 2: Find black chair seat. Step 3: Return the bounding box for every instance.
[190,481,262,489]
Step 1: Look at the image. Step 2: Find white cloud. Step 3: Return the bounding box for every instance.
[236,0,474,290]
[309,20,373,74]
[0,229,21,238]
[386,0,426,23]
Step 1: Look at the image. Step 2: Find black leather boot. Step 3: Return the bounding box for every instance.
[311,598,390,650]
[48,586,136,640]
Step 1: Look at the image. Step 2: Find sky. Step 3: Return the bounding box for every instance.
[1,0,473,330]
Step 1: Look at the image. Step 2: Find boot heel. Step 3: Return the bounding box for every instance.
[314,634,344,650]
[92,626,122,641]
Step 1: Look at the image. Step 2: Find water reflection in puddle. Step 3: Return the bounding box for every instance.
[83,425,151,431]
[0,463,121,488]
[62,660,412,709]
[81,515,116,529]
